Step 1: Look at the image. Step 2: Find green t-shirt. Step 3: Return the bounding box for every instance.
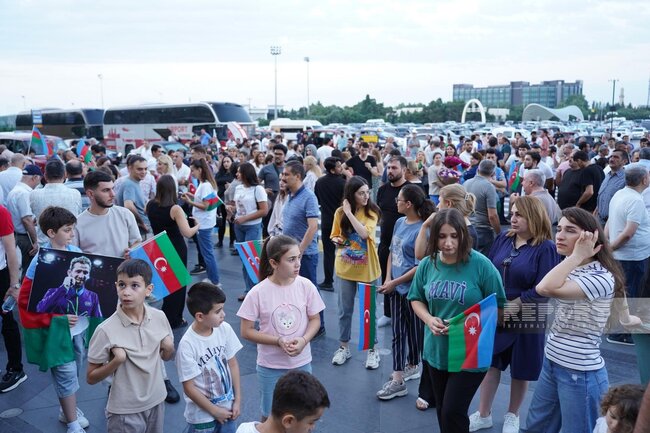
[407,251,506,371]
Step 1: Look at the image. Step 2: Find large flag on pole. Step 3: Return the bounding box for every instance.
[447,293,498,372]
[31,126,52,157]
[129,231,192,301]
[357,283,376,351]
[235,240,262,284]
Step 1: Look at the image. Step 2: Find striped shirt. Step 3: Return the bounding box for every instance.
[545,261,614,371]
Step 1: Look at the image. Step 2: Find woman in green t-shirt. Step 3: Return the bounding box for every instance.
[408,208,506,433]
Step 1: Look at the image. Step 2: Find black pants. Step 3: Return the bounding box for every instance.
[216,204,234,245]
[15,233,32,277]
[378,242,391,317]
[321,222,335,284]
[162,286,186,328]
[423,361,485,433]
[0,267,23,372]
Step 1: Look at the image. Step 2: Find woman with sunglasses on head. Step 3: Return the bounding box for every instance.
[408,208,506,433]
[470,196,559,433]
[522,207,625,433]
[330,176,383,370]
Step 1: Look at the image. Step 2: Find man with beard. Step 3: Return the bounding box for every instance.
[376,156,409,327]
[343,141,378,187]
[73,171,141,259]
[36,256,102,317]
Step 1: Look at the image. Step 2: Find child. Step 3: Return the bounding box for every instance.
[236,235,325,420]
[87,259,175,433]
[177,282,243,433]
[236,370,330,433]
[17,206,90,433]
[593,384,645,433]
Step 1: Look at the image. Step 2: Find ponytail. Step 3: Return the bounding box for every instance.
[259,235,300,280]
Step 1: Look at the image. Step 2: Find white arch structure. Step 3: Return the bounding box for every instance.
[461,99,486,123]
[522,103,584,121]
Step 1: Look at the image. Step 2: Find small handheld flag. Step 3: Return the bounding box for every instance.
[235,240,262,284]
[76,138,92,163]
[508,162,522,193]
[357,283,376,351]
[31,126,52,157]
[129,231,192,301]
[447,293,498,372]
[204,191,223,212]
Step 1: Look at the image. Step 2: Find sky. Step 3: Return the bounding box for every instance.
[1,0,649,116]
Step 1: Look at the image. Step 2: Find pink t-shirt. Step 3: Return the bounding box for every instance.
[236,276,325,369]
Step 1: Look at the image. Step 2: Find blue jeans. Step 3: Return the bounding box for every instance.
[186,419,236,433]
[197,228,220,284]
[234,223,262,292]
[300,253,325,331]
[522,357,608,433]
[257,364,312,418]
[619,259,648,298]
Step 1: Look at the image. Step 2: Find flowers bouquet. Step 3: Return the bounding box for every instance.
[438,167,461,185]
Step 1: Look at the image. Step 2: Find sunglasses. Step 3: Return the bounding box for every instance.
[501,246,521,268]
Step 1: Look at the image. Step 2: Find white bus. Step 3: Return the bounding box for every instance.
[269,118,323,141]
[15,108,104,140]
[103,102,255,154]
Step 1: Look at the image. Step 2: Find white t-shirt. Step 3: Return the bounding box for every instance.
[317,145,333,162]
[173,163,191,183]
[73,206,142,257]
[176,322,243,424]
[234,185,267,226]
[607,187,650,261]
[236,422,261,433]
[545,261,614,371]
[193,182,217,229]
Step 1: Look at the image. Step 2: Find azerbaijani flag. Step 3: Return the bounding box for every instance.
[357,283,376,351]
[76,138,92,163]
[188,176,199,194]
[447,293,498,372]
[129,231,192,301]
[235,240,262,284]
[204,191,223,211]
[31,126,52,157]
[508,162,522,193]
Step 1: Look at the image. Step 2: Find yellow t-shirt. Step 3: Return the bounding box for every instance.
[330,207,381,282]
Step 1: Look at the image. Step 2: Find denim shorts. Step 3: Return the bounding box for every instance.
[186,419,236,433]
[50,333,86,398]
[256,363,312,418]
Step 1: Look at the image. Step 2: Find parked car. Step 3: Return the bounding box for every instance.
[631,127,647,140]
[0,131,67,170]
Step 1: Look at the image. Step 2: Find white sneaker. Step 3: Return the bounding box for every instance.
[67,427,86,433]
[59,407,90,429]
[365,349,380,370]
[469,411,493,432]
[403,364,421,382]
[331,347,351,365]
[377,316,391,327]
[502,412,519,433]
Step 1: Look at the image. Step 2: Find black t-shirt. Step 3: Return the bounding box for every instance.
[314,173,346,223]
[376,181,410,246]
[581,164,605,212]
[557,168,584,210]
[345,155,377,187]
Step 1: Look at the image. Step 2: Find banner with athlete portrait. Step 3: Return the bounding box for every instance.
[27,248,124,318]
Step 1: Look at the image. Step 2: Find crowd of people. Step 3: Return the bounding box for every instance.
[0,127,650,433]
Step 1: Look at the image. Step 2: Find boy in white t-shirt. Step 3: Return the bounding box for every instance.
[177,282,243,433]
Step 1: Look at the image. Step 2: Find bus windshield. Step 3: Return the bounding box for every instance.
[209,103,252,123]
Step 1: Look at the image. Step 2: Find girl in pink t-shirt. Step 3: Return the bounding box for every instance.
[236,235,325,420]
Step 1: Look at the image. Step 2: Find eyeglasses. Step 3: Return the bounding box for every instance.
[501,247,521,268]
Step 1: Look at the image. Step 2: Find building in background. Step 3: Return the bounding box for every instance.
[453,80,583,108]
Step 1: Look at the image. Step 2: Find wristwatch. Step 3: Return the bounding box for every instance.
[10,283,20,289]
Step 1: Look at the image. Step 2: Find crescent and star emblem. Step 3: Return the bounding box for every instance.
[464,312,481,336]
[153,257,168,273]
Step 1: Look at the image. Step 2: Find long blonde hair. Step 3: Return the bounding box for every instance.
[439,184,475,217]
[303,156,322,177]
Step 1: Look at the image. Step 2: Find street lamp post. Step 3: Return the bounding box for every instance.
[98,74,104,108]
[609,78,618,134]
[270,46,281,119]
[21,95,26,110]
[304,57,310,116]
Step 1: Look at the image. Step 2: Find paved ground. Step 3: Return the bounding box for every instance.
[0,235,642,433]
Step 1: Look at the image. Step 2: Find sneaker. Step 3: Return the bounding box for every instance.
[331,347,351,365]
[606,334,634,346]
[59,407,90,428]
[403,364,421,382]
[164,379,180,403]
[190,264,206,275]
[67,427,86,433]
[365,349,380,370]
[469,411,493,432]
[377,316,391,328]
[376,379,408,400]
[502,412,519,433]
[0,369,27,393]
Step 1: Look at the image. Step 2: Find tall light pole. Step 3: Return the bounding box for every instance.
[270,46,281,119]
[97,74,104,108]
[304,56,310,116]
[609,79,618,134]
[21,95,26,110]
